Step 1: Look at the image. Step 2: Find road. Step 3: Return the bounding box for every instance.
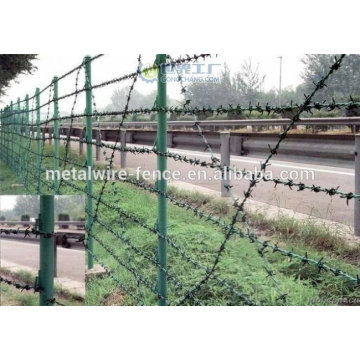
[66,140,356,226]
[0,238,85,282]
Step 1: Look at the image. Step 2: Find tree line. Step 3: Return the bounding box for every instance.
[104,54,360,120]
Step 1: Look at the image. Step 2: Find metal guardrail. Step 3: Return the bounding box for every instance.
[48,116,360,130]
[43,126,356,162]
[0,220,85,226]
[103,117,360,128]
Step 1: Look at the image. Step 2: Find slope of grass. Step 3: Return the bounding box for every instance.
[0,160,26,194]
[86,180,360,306]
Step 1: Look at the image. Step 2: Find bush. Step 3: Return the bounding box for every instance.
[197,111,213,120]
[131,114,151,122]
[58,213,69,229]
[310,110,340,118]
[346,95,360,117]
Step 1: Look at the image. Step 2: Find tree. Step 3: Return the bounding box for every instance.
[186,63,238,108]
[12,195,85,220]
[0,55,37,97]
[233,59,265,103]
[106,88,155,111]
[301,54,360,101]
[105,88,176,114]
[13,196,39,218]
[186,61,266,110]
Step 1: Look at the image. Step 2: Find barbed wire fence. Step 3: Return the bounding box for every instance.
[0,54,359,305]
[0,196,65,306]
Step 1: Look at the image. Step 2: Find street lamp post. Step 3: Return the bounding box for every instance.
[278,56,283,107]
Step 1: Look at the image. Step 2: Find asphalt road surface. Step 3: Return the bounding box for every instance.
[0,238,85,282]
[67,140,356,226]
[118,146,355,226]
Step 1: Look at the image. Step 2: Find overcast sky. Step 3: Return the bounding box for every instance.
[0,196,17,210]
[0,54,305,111]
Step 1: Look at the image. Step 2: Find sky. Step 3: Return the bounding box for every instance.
[0,54,305,111]
[0,196,17,210]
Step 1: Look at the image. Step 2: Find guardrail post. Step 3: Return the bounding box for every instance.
[167,132,173,148]
[230,134,243,155]
[39,195,55,306]
[220,132,231,197]
[95,129,101,161]
[53,76,59,194]
[79,128,84,155]
[355,135,360,236]
[120,129,127,168]
[48,127,52,145]
[156,54,167,306]
[84,55,94,269]
[35,88,42,194]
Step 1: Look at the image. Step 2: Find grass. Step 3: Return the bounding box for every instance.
[247,211,360,261]
[0,160,26,194]
[85,180,360,306]
[0,268,83,306]
[167,186,230,215]
[1,145,359,305]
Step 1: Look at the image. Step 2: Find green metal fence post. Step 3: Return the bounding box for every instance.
[39,195,55,306]
[35,88,42,194]
[53,76,60,193]
[16,98,22,180]
[1,108,4,160]
[6,105,10,164]
[156,54,167,306]
[0,108,3,159]
[3,106,7,163]
[10,101,14,171]
[24,95,30,190]
[3,107,5,162]
[84,56,94,269]
[3,106,6,163]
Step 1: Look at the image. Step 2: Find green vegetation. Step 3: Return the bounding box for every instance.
[86,181,360,306]
[0,268,83,306]
[0,160,26,194]
[0,55,37,96]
